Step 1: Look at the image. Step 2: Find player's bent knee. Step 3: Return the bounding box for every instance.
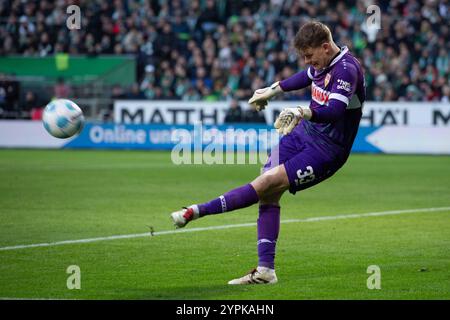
[251,165,290,198]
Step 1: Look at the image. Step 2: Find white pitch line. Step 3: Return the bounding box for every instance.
[0,297,74,300]
[0,206,449,252]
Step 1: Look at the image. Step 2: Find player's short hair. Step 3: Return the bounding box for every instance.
[294,21,333,51]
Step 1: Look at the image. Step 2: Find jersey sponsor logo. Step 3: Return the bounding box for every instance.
[337,79,352,92]
[311,83,330,106]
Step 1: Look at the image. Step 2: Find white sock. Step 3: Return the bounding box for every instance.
[257,266,275,274]
[188,205,200,219]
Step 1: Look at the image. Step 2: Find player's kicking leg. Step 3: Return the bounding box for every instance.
[170,182,260,228]
[170,164,287,228]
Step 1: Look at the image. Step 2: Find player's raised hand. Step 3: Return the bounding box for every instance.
[274,107,312,135]
[248,81,283,111]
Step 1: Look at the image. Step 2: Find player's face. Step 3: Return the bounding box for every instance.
[301,43,331,70]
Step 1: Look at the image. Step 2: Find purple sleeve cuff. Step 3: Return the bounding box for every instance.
[310,99,347,123]
[279,69,312,92]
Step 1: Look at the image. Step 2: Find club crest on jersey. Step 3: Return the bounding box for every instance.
[324,73,331,87]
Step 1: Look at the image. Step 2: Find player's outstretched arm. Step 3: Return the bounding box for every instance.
[248,68,313,111]
[279,67,313,92]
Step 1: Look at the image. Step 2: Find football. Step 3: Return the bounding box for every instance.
[42,99,85,138]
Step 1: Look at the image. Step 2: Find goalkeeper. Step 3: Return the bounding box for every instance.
[170,21,366,285]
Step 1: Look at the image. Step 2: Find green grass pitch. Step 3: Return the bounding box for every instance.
[0,149,449,299]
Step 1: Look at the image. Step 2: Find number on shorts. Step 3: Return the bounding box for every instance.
[296,166,315,185]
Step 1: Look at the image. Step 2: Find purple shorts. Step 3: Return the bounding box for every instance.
[263,131,344,194]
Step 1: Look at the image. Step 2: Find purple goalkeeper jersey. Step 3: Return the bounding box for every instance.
[280,46,365,161]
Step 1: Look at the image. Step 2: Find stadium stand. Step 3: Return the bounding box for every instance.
[0,0,448,119]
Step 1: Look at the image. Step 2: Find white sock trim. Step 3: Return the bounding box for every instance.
[219,195,227,212]
[257,238,276,245]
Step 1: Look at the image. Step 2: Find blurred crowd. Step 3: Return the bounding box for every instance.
[0,0,449,117]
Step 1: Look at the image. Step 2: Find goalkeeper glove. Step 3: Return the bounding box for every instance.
[248,81,283,111]
[274,106,312,135]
